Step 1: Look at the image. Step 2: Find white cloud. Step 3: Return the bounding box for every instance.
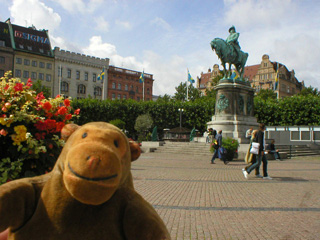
[223,0,294,30]
[115,20,132,30]
[94,16,109,31]
[54,0,103,14]
[82,36,187,96]
[150,17,172,31]
[9,0,61,33]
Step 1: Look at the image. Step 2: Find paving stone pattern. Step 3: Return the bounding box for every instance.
[132,153,320,240]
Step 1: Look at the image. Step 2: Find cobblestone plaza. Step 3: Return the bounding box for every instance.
[132,153,320,240]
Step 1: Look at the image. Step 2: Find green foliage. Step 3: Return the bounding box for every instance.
[254,94,320,126]
[32,80,51,98]
[209,137,239,161]
[298,86,320,97]
[174,82,201,101]
[109,119,125,130]
[135,113,153,133]
[156,94,172,102]
[255,89,277,100]
[71,98,215,140]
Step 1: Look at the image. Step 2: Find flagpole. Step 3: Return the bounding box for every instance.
[102,67,105,100]
[143,69,145,101]
[59,64,61,96]
[186,69,189,101]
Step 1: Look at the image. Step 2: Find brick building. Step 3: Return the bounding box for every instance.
[196,64,220,95]
[107,66,153,101]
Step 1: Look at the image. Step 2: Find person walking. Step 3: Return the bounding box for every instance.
[244,130,259,175]
[211,130,226,164]
[242,124,265,179]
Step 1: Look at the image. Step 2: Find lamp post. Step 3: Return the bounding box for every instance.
[178,108,184,128]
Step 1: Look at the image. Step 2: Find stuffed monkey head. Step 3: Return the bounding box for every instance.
[58,122,141,205]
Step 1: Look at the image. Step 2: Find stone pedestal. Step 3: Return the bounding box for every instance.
[207,79,258,144]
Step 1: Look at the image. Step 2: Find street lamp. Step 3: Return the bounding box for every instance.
[178,108,184,128]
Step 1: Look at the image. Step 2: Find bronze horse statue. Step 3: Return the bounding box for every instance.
[210,38,248,80]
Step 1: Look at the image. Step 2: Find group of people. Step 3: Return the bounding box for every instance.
[242,123,281,180]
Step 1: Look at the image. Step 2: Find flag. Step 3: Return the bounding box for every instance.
[97,68,105,81]
[139,70,144,83]
[274,66,279,90]
[188,70,195,84]
[231,70,239,80]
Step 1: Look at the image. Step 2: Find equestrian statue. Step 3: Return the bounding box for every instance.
[210,26,248,80]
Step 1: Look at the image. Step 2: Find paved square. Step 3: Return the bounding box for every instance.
[132,153,320,240]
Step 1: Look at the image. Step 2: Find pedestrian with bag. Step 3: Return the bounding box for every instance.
[242,123,265,179]
[211,130,228,164]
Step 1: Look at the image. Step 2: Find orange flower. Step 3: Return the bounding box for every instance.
[74,109,80,115]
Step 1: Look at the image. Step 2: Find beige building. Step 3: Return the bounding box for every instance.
[53,47,109,100]
[3,20,55,95]
[244,54,304,98]
[197,54,304,98]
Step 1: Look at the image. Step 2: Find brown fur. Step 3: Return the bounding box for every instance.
[0,122,171,240]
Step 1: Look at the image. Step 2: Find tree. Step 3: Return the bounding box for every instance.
[204,72,224,99]
[134,114,154,141]
[32,80,51,98]
[298,86,320,97]
[174,82,201,101]
[156,94,172,102]
[255,89,277,101]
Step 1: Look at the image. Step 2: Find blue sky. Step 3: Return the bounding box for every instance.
[1,0,320,96]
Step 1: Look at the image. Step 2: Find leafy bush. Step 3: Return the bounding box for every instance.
[135,114,153,142]
[0,72,80,183]
[109,119,125,130]
[209,137,239,161]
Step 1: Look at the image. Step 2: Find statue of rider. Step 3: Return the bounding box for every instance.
[226,26,241,59]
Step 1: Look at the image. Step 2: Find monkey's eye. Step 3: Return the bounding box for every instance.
[82,132,87,138]
[114,140,119,148]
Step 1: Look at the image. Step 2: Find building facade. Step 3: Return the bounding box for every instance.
[107,66,153,101]
[0,21,14,77]
[53,47,109,100]
[243,54,304,98]
[196,64,220,95]
[0,20,154,101]
[2,19,55,95]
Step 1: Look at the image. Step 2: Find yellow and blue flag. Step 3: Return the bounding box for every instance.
[97,68,105,81]
[274,68,279,90]
[231,70,239,80]
[188,70,195,84]
[139,70,144,83]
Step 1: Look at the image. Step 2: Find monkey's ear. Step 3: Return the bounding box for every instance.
[129,140,141,162]
[61,124,80,141]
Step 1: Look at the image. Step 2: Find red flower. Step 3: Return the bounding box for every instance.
[35,132,46,140]
[64,99,70,107]
[48,143,53,149]
[36,92,45,103]
[74,109,80,115]
[57,106,68,115]
[43,102,52,111]
[45,119,57,133]
[14,83,23,92]
[34,121,47,131]
[55,122,65,132]
[65,114,72,120]
[46,112,53,118]
[26,78,32,88]
[4,84,9,90]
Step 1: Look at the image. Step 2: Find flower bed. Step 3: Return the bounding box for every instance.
[0,72,80,183]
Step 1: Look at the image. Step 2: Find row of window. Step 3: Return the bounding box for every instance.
[15,69,51,81]
[16,58,52,69]
[60,82,102,96]
[110,82,151,94]
[59,67,99,82]
[259,73,274,80]
[0,56,5,64]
